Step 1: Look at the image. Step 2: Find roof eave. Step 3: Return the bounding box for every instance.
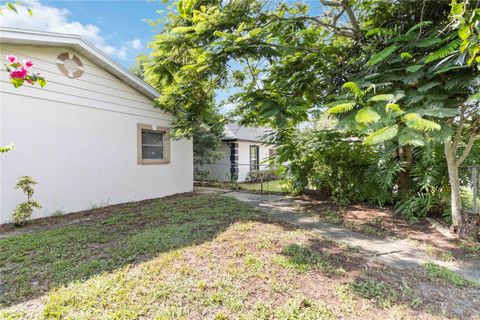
[0,27,160,100]
[222,138,274,144]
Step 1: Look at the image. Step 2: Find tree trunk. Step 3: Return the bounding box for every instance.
[444,142,462,233]
[397,145,413,197]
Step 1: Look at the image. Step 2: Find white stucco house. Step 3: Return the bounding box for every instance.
[0,27,193,224]
[196,123,276,182]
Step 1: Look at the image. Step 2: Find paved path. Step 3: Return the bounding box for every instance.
[197,188,480,282]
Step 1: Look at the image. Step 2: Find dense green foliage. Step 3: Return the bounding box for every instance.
[280,129,389,205]
[144,0,480,230]
[245,169,278,183]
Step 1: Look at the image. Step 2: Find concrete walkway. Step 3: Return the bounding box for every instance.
[198,188,480,282]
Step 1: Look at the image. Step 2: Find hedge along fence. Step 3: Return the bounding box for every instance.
[245,169,279,183]
[194,163,285,193]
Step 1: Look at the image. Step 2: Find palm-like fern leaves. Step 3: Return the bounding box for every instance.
[327,102,356,114]
[364,125,399,144]
[366,45,398,66]
[368,94,395,102]
[355,107,381,124]
[402,113,441,131]
[425,38,462,63]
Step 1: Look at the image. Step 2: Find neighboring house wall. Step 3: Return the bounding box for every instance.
[195,143,231,181]
[0,44,193,224]
[196,140,275,182]
[237,141,273,181]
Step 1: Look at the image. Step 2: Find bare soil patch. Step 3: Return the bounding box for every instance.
[297,195,480,261]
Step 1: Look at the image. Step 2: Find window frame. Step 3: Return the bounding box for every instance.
[249,145,259,171]
[137,123,171,165]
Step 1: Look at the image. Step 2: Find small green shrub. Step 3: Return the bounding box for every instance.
[394,192,433,222]
[423,262,471,287]
[12,176,41,226]
[50,209,65,217]
[351,279,398,307]
[277,244,334,273]
[393,144,449,221]
[246,169,279,183]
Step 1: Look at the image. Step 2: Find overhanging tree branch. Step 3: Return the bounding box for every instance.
[457,117,480,165]
[452,105,466,153]
[340,0,362,37]
[457,130,479,165]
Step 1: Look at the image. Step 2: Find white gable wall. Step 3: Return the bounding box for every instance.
[0,44,193,223]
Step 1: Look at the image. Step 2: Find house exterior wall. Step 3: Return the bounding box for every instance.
[0,44,193,224]
[196,140,275,182]
[237,141,273,182]
[195,143,232,181]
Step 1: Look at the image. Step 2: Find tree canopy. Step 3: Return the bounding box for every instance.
[144,0,480,237]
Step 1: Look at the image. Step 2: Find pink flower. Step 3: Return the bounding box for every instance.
[9,67,28,79]
[6,55,17,63]
[23,59,33,68]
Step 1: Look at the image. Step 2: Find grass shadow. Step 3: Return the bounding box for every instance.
[0,193,266,307]
[276,238,367,276]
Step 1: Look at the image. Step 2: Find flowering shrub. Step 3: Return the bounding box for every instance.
[4,55,46,88]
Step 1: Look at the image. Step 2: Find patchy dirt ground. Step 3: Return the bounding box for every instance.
[1,194,479,319]
[297,195,480,261]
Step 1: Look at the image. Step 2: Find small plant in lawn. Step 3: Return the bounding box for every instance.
[277,243,334,274]
[275,297,336,319]
[197,280,207,290]
[243,254,263,271]
[423,262,473,287]
[12,176,41,225]
[213,312,229,320]
[459,241,480,256]
[321,210,343,224]
[424,246,455,262]
[351,279,398,307]
[50,209,65,217]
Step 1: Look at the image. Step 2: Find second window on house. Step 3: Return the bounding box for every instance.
[250,145,259,171]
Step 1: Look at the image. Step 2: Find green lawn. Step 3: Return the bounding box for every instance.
[239,179,289,193]
[0,194,477,319]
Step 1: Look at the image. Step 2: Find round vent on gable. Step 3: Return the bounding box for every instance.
[56,53,84,78]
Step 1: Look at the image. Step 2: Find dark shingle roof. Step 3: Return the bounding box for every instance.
[222,124,272,142]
